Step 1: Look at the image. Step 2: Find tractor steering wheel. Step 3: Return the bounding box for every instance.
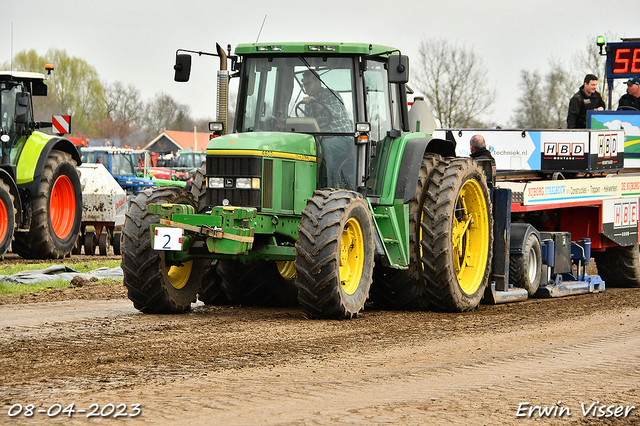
[295,100,333,129]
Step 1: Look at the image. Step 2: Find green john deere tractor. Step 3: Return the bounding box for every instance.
[121,42,493,318]
[0,67,83,259]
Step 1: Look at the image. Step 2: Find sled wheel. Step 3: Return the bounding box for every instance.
[112,231,122,256]
[121,187,204,313]
[510,232,542,296]
[13,151,82,259]
[84,230,96,255]
[421,158,493,312]
[98,232,109,256]
[370,153,441,310]
[0,181,15,258]
[295,189,374,319]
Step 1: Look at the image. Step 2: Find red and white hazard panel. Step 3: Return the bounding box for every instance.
[52,115,71,134]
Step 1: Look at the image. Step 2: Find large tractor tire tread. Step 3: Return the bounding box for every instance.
[295,189,374,319]
[594,245,640,288]
[0,180,16,259]
[13,151,82,259]
[198,261,229,305]
[121,187,202,313]
[218,260,299,307]
[190,163,208,213]
[370,153,441,310]
[421,158,493,312]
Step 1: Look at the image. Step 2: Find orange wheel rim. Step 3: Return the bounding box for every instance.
[50,175,76,239]
[0,198,7,242]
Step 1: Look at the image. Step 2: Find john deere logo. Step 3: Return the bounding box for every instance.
[224,178,234,188]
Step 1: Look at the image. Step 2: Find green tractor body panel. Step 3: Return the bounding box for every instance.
[206,132,317,157]
[13,131,52,185]
[376,132,432,206]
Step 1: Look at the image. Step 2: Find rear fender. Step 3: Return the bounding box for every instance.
[16,133,81,197]
[394,137,456,203]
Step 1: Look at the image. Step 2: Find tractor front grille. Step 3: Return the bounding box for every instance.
[206,156,262,210]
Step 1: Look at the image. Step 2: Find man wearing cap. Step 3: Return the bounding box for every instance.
[618,77,640,111]
[567,74,606,129]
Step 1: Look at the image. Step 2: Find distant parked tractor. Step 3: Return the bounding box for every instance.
[0,66,82,259]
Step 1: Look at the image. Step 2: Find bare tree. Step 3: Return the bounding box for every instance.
[413,38,496,128]
[512,58,573,128]
[97,81,144,143]
[143,92,193,136]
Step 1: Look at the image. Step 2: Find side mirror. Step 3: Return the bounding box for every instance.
[174,54,192,82]
[388,55,409,84]
[15,93,30,124]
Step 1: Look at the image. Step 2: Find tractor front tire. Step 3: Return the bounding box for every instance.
[421,158,493,312]
[295,189,374,319]
[121,187,203,313]
[0,181,15,258]
[13,151,82,259]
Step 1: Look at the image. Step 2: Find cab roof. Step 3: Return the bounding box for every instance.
[0,71,46,82]
[235,42,398,56]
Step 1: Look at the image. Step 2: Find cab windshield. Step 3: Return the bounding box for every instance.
[239,56,355,134]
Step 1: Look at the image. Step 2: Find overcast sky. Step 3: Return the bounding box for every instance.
[3,0,638,128]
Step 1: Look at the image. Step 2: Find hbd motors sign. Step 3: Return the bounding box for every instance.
[52,115,71,135]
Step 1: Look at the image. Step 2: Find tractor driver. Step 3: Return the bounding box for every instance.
[301,70,356,190]
[300,70,352,133]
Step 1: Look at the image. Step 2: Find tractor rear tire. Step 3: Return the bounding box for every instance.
[218,260,299,307]
[370,153,441,310]
[295,189,374,319]
[594,245,640,288]
[198,261,228,305]
[421,158,493,312]
[0,181,15,258]
[121,187,203,313]
[13,151,82,259]
[509,232,542,296]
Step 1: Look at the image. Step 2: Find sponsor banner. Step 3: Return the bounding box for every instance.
[603,198,639,246]
[523,176,640,205]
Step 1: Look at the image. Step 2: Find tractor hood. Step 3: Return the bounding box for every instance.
[205,132,317,159]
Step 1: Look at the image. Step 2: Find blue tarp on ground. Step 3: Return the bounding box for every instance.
[0,265,124,285]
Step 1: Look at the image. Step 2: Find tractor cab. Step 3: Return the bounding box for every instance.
[0,72,41,166]
[231,46,409,193]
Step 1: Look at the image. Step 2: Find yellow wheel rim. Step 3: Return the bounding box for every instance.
[339,217,364,295]
[276,260,297,280]
[167,260,193,290]
[452,179,489,295]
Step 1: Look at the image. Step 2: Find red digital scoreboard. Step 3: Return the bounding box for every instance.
[607,41,640,79]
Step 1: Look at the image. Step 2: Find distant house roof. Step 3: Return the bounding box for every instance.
[144,130,209,154]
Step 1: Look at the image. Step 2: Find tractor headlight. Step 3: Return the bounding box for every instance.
[236,178,251,189]
[209,177,224,188]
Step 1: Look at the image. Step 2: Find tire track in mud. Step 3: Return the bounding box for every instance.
[33,309,639,426]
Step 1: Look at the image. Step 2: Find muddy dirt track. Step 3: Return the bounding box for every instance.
[0,255,639,425]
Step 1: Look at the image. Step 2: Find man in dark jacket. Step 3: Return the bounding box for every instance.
[618,77,640,111]
[567,74,605,129]
[470,134,495,169]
